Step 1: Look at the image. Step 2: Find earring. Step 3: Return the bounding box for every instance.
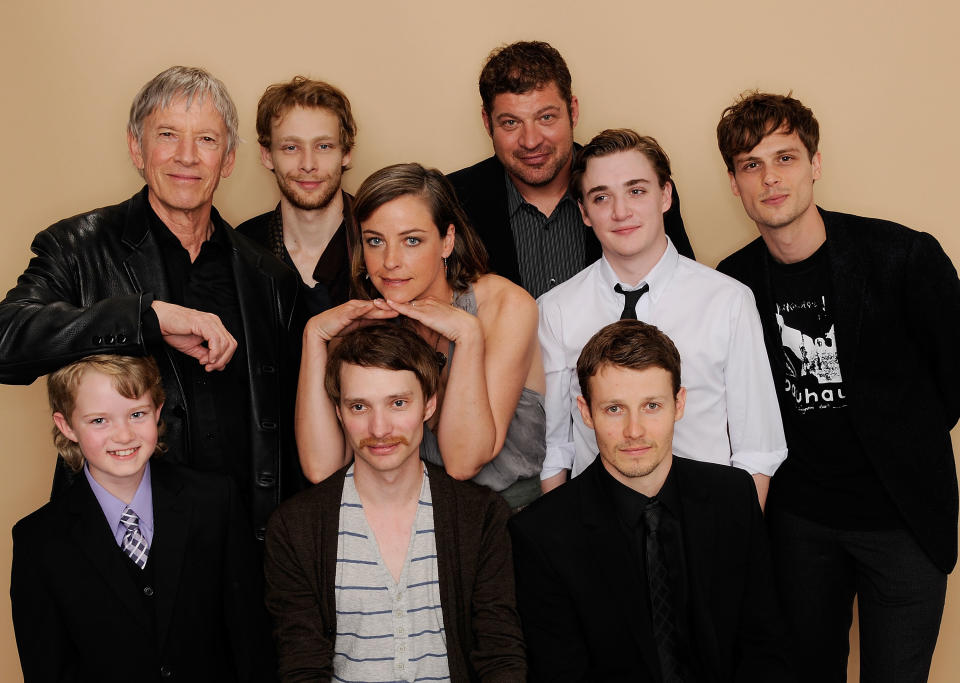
[442,256,448,273]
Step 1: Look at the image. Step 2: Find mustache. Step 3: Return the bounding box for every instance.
[358,436,410,448]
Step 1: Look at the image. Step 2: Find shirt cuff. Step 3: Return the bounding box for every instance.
[541,443,576,480]
[731,448,788,477]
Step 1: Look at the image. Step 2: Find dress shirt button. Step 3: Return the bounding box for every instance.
[259,419,278,431]
[160,664,172,678]
[257,471,276,487]
[205,432,216,440]
[260,363,276,374]
[143,585,154,597]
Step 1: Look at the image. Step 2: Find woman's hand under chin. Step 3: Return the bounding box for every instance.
[386,296,482,344]
[304,299,399,343]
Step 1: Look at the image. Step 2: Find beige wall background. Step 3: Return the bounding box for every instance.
[1,0,957,678]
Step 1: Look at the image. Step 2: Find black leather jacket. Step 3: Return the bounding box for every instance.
[0,187,304,539]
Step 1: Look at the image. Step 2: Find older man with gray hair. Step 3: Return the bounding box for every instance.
[0,66,303,541]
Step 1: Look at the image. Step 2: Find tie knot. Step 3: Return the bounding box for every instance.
[642,500,662,533]
[120,507,140,531]
[614,283,649,320]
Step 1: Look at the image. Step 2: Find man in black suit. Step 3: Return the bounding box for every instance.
[447,41,693,299]
[510,320,792,681]
[11,355,271,682]
[0,66,302,540]
[716,91,960,682]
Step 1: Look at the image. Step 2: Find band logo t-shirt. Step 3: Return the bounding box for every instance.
[769,243,898,529]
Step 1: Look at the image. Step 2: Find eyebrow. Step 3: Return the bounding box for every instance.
[342,391,415,403]
[737,145,805,162]
[361,227,430,237]
[495,104,562,120]
[585,178,652,196]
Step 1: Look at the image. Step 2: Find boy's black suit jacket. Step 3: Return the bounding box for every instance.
[11,460,274,682]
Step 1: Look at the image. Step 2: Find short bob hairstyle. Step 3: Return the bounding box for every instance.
[576,320,682,408]
[128,65,239,155]
[255,76,357,156]
[717,90,819,173]
[48,354,166,472]
[570,128,672,202]
[350,163,489,299]
[324,322,442,407]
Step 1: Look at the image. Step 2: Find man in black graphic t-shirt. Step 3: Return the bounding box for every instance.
[717,91,960,683]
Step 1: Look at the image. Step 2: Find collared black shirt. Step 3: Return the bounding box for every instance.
[263,194,353,317]
[601,460,703,681]
[504,171,586,299]
[147,207,251,494]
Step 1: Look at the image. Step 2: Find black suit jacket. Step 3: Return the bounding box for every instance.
[448,152,695,287]
[509,457,792,682]
[0,187,304,538]
[717,208,960,573]
[11,460,273,682]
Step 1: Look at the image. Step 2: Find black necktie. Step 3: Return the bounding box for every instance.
[643,500,684,683]
[614,283,649,320]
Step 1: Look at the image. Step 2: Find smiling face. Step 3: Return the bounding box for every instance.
[579,149,672,274]
[336,364,437,477]
[361,194,455,303]
[483,82,578,192]
[577,364,685,494]
[128,95,235,220]
[53,369,161,498]
[729,127,821,234]
[260,105,350,211]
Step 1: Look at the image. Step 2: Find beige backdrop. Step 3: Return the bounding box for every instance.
[1,0,958,679]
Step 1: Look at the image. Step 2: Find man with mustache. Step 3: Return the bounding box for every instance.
[238,77,357,317]
[264,323,526,680]
[448,40,694,299]
[511,320,792,681]
[716,91,960,681]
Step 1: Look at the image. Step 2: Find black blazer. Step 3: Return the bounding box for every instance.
[11,460,273,682]
[447,152,695,287]
[717,208,960,573]
[0,187,304,537]
[509,457,793,682]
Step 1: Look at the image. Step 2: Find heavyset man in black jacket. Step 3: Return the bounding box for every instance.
[0,66,303,541]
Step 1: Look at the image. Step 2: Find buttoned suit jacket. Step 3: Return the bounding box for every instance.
[447,152,695,287]
[717,208,960,573]
[10,460,274,682]
[509,457,793,682]
[0,187,304,538]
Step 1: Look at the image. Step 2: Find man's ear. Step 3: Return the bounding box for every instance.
[335,404,343,424]
[220,148,236,179]
[259,145,275,171]
[728,171,741,198]
[127,131,145,172]
[578,200,592,228]
[481,106,493,137]
[423,393,438,424]
[52,412,79,443]
[674,387,687,422]
[811,150,822,182]
[660,180,673,214]
[576,395,595,430]
[568,94,580,128]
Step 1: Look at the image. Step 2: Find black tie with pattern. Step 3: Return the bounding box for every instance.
[614,283,649,320]
[643,500,685,683]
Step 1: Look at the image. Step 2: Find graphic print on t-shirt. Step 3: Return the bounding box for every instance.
[776,295,846,412]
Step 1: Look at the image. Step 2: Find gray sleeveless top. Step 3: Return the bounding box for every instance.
[419,286,546,492]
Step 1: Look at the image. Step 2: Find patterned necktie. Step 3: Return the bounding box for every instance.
[120,507,149,569]
[643,500,685,683]
[614,283,649,320]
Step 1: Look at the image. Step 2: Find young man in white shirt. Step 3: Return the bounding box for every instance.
[538,129,786,505]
